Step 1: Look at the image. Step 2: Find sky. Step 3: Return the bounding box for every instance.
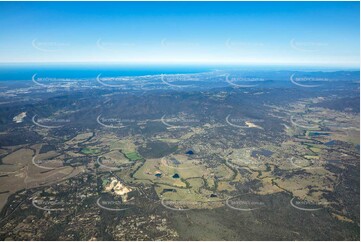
[0,1,359,68]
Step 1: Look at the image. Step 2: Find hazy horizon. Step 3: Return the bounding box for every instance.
[0,1,359,67]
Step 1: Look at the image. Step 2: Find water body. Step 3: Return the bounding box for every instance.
[185,150,194,155]
[0,64,213,81]
[325,140,338,146]
[309,132,330,137]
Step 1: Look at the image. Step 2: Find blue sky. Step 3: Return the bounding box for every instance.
[0,1,359,67]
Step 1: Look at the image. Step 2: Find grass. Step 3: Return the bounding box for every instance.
[81,147,100,155]
[124,151,143,161]
[102,178,110,186]
[309,147,322,153]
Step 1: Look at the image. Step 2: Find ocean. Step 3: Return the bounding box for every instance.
[0,64,214,81]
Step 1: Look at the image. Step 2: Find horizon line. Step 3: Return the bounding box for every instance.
[0,61,359,69]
